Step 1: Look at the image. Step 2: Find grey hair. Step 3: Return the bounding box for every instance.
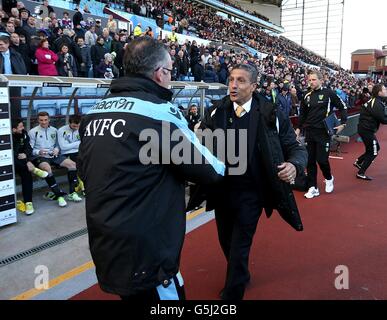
[123,37,170,79]
[231,63,258,84]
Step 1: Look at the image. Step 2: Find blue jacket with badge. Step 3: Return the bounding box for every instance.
[78,75,225,296]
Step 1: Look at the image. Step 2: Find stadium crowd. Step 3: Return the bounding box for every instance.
[0,0,379,116]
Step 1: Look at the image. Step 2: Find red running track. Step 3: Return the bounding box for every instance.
[72,127,387,300]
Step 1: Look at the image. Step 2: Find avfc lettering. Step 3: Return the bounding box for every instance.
[83,119,126,138]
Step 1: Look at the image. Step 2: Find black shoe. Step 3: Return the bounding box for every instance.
[353,161,362,169]
[219,288,224,299]
[356,173,372,180]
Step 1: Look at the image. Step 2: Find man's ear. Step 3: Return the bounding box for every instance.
[153,68,163,84]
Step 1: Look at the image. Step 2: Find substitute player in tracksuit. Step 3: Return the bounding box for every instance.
[29,112,82,206]
[58,114,85,195]
[295,71,347,199]
[355,84,387,180]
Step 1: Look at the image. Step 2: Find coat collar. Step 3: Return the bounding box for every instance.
[109,75,173,102]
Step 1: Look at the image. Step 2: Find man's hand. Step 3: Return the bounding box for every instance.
[334,124,346,134]
[294,128,301,141]
[17,153,27,160]
[52,148,59,157]
[39,149,49,156]
[277,162,297,184]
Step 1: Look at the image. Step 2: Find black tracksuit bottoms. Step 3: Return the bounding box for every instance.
[357,128,380,174]
[305,128,332,188]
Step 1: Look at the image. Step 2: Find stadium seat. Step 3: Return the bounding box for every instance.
[58,103,75,116]
[35,102,58,116]
[61,87,77,97]
[21,87,42,96]
[21,109,28,118]
[41,87,62,96]
[79,99,97,114]
[77,88,97,96]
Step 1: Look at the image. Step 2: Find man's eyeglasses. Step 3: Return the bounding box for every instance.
[156,66,173,74]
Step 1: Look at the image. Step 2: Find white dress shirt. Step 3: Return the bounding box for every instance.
[233,98,253,118]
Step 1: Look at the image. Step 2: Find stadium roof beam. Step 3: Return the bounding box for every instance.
[193,0,284,33]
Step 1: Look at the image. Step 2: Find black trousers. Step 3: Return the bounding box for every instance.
[357,129,380,174]
[215,187,263,300]
[14,158,33,203]
[305,128,332,188]
[119,273,185,301]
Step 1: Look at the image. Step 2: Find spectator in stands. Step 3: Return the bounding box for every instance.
[35,38,58,76]
[12,118,49,215]
[201,48,211,65]
[106,14,117,36]
[22,15,37,39]
[269,81,278,103]
[91,36,108,77]
[348,89,357,108]
[290,86,300,116]
[217,57,229,85]
[110,32,121,54]
[59,11,72,29]
[101,28,112,52]
[168,28,178,43]
[74,21,85,39]
[2,0,17,15]
[356,87,371,107]
[174,49,189,81]
[54,28,81,61]
[259,84,274,103]
[83,4,91,14]
[56,44,77,77]
[0,33,27,74]
[72,5,83,28]
[276,84,292,117]
[29,112,82,207]
[19,8,29,26]
[203,63,218,83]
[84,24,97,47]
[114,32,127,72]
[144,26,153,38]
[76,36,91,78]
[16,1,29,14]
[96,52,118,79]
[133,22,142,37]
[198,63,306,300]
[10,7,19,19]
[39,0,54,19]
[0,33,26,119]
[9,31,30,73]
[94,19,102,36]
[4,20,15,35]
[295,71,347,199]
[355,84,387,180]
[78,36,224,301]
